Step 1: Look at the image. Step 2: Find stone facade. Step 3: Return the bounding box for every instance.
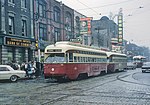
[0,0,35,64]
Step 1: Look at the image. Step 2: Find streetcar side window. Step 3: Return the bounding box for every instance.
[74,56,77,62]
[69,53,73,62]
[66,53,68,62]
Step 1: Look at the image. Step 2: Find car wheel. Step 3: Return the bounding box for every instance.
[142,70,145,73]
[10,75,18,82]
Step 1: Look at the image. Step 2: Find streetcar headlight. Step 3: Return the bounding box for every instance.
[74,67,77,70]
[51,68,55,71]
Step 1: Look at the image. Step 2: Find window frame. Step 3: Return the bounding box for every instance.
[21,0,26,8]
[53,6,61,22]
[22,19,27,36]
[39,23,47,41]
[8,0,14,3]
[0,67,9,71]
[8,16,15,34]
[54,27,61,42]
[38,3,46,18]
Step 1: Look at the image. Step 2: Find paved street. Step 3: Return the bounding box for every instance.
[0,68,150,105]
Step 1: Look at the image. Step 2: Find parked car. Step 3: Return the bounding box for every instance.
[0,65,26,82]
[127,62,136,70]
[142,62,150,73]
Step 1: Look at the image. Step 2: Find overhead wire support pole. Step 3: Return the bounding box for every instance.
[35,12,41,62]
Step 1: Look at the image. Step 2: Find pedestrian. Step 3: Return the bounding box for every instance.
[24,61,29,77]
[27,61,36,78]
[21,61,26,71]
[31,61,37,77]
[10,60,19,70]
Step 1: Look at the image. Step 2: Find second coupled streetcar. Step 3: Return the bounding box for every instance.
[106,52,127,73]
[44,41,127,81]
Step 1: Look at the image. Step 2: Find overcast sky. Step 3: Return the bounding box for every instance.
[57,0,150,48]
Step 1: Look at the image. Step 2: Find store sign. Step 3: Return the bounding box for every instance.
[80,17,92,35]
[118,14,123,45]
[5,37,31,47]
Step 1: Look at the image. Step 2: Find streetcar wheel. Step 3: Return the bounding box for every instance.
[57,77,68,82]
[77,73,88,80]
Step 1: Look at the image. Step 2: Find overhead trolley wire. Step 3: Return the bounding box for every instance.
[77,0,137,11]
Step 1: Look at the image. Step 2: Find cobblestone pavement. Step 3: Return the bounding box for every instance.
[0,68,150,105]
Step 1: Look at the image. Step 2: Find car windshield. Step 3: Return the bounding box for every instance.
[143,62,150,66]
[45,53,65,63]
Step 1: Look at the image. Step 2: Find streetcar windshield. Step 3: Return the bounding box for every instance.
[45,53,65,63]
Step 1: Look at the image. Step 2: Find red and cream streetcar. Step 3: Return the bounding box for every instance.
[106,52,127,73]
[44,41,108,81]
[133,55,146,68]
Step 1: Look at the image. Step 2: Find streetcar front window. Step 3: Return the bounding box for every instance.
[45,53,65,63]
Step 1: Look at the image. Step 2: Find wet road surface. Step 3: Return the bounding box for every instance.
[0,68,150,105]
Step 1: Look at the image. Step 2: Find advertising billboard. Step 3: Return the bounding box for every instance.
[80,17,92,35]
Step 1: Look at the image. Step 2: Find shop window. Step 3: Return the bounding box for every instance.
[18,48,25,62]
[7,47,14,62]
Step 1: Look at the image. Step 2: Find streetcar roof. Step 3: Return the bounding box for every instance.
[106,51,127,57]
[133,55,146,59]
[45,41,107,54]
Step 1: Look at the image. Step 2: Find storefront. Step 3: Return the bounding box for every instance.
[0,36,35,64]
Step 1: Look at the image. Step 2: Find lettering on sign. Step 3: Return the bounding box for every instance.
[5,37,31,47]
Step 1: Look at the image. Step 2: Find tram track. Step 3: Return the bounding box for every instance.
[1,70,149,105]
[116,71,150,87]
[0,72,118,105]
[40,72,125,105]
[40,70,150,105]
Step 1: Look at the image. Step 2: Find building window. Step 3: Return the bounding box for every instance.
[8,0,14,3]
[53,7,60,22]
[54,27,61,41]
[65,12,72,40]
[39,3,46,17]
[39,23,47,41]
[8,16,15,34]
[21,0,26,8]
[22,20,27,36]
